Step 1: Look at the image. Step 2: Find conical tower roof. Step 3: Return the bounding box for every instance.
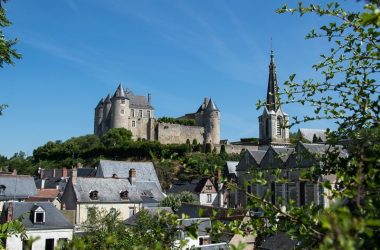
[205,98,219,112]
[96,98,104,108]
[104,94,111,103]
[114,83,126,98]
[266,50,279,111]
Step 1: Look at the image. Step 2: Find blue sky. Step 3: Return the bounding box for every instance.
[0,0,362,157]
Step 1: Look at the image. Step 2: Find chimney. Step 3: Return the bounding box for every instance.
[148,93,151,104]
[12,169,17,176]
[203,97,209,109]
[72,166,78,184]
[53,168,56,177]
[129,168,136,185]
[41,179,45,190]
[62,167,68,178]
[7,202,13,222]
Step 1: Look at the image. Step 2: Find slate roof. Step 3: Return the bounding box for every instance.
[73,177,165,203]
[177,203,246,221]
[114,84,126,98]
[196,243,229,250]
[179,218,212,237]
[2,202,73,230]
[123,88,153,109]
[248,150,267,164]
[96,160,161,190]
[225,161,238,176]
[272,147,295,162]
[300,142,348,158]
[124,207,173,226]
[167,178,213,195]
[259,232,297,250]
[205,99,219,112]
[298,128,327,142]
[0,175,37,200]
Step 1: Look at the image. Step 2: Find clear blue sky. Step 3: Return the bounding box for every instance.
[0,0,362,157]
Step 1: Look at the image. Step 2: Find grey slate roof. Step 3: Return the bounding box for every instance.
[0,175,37,200]
[259,232,297,250]
[205,98,219,112]
[225,161,238,175]
[124,207,173,226]
[298,128,327,142]
[301,142,348,158]
[96,160,161,190]
[167,178,213,195]
[272,147,295,162]
[2,202,73,230]
[248,150,267,164]
[104,94,111,103]
[114,84,126,98]
[196,243,229,250]
[179,218,212,237]
[73,177,165,203]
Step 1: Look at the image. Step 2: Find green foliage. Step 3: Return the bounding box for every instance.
[0,104,7,116]
[160,191,196,211]
[0,2,21,68]
[240,2,380,249]
[205,143,212,153]
[0,219,26,250]
[220,144,226,154]
[157,117,196,126]
[101,128,132,148]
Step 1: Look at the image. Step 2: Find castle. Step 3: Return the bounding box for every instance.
[94,50,290,150]
[94,86,220,145]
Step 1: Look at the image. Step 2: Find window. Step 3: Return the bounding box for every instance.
[132,120,136,127]
[32,206,46,224]
[129,207,135,216]
[247,185,252,194]
[147,110,151,118]
[120,190,129,200]
[207,194,212,203]
[121,99,125,104]
[35,212,44,223]
[139,110,143,118]
[45,238,54,250]
[199,237,209,245]
[206,185,213,190]
[89,190,99,200]
[277,117,282,136]
[0,185,5,196]
[120,109,124,115]
[131,109,135,117]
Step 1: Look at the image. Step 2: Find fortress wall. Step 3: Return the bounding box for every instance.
[214,144,259,154]
[156,123,204,144]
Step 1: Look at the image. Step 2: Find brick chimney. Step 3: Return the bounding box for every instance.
[62,167,68,178]
[129,168,136,185]
[7,202,13,222]
[72,166,78,184]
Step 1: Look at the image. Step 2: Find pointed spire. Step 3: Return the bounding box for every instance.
[205,98,219,112]
[266,50,279,111]
[96,98,104,108]
[114,83,126,98]
[104,94,111,103]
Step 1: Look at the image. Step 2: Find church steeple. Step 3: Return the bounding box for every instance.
[266,50,279,111]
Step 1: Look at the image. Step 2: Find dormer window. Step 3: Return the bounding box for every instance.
[0,185,6,196]
[89,190,99,200]
[32,206,46,224]
[120,190,129,200]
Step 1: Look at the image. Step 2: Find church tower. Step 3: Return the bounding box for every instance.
[258,50,290,145]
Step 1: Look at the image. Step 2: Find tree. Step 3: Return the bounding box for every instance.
[225,2,380,250]
[100,128,132,148]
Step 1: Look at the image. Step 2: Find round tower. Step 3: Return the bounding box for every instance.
[203,98,220,145]
[110,84,129,129]
[94,98,104,136]
[102,94,112,134]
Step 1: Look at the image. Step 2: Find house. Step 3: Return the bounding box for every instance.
[2,202,73,250]
[0,174,37,212]
[27,189,61,208]
[167,178,221,207]
[61,160,165,224]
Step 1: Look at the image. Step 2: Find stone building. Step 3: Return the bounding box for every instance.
[94,85,221,145]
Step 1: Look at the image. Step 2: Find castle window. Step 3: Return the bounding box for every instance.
[277,117,282,136]
[132,120,136,127]
[147,110,151,118]
[120,109,124,115]
[131,109,135,117]
[121,99,125,104]
[139,110,143,118]
[89,190,99,200]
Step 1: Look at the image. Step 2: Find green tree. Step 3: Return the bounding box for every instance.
[237,2,380,249]
[100,128,132,148]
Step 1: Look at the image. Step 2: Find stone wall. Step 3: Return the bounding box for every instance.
[214,144,259,154]
[156,123,204,145]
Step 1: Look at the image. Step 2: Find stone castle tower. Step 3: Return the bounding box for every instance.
[258,50,290,145]
[94,84,154,140]
[95,85,220,145]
